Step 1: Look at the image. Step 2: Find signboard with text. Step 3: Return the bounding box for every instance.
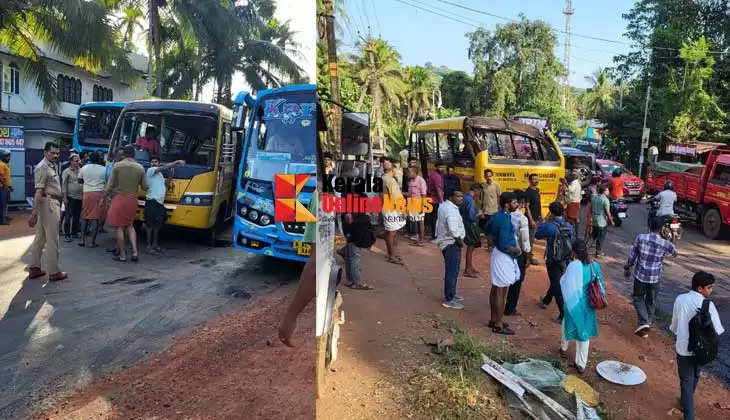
[665,143,696,157]
[0,125,24,150]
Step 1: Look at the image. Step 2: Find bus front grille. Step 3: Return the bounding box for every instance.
[282,222,306,235]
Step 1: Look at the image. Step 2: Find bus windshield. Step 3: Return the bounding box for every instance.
[113,110,219,172]
[77,107,122,148]
[243,95,317,182]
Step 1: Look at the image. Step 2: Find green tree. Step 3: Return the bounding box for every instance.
[582,68,616,117]
[440,71,473,114]
[118,5,145,52]
[667,37,726,142]
[466,17,570,128]
[0,0,134,112]
[403,66,437,124]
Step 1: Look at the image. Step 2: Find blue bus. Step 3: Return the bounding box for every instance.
[232,85,318,262]
[72,102,127,153]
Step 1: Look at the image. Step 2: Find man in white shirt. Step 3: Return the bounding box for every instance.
[436,190,466,310]
[670,271,724,420]
[655,180,678,217]
[144,156,184,254]
[566,170,583,233]
[505,190,531,316]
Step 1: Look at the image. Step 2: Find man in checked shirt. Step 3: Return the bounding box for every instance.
[624,216,677,338]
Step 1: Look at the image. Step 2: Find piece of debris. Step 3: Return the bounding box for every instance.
[667,407,683,417]
[482,353,576,420]
[503,358,566,391]
[563,375,599,407]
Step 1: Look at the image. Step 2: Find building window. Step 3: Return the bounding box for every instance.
[2,63,20,94]
[93,85,113,101]
[56,74,82,104]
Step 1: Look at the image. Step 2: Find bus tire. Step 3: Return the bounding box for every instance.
[702,208,722,240]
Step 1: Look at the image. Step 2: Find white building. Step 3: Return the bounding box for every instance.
[0,44,148,203]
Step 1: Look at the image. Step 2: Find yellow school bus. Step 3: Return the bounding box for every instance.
[410,116,565,215]
[108,100,240,243]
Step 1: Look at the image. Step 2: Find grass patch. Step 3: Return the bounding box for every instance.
[405,322,510,419]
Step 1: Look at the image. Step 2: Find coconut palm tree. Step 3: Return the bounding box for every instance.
[583,68,616,117]
[118,5,145,52]
[403,66,437,124]
[0,0,133,112]
[352,37,405,137]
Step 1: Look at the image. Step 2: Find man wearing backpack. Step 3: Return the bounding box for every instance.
[624,216,677,338]
[535,202,576,322]
[670,271,724,420]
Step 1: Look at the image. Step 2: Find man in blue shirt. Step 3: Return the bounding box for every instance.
[535,201,575,322]
[485,192,521,335]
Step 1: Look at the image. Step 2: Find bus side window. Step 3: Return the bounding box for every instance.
[536,137,560,162]
[452,132,474,168]
[489,133,515,161]
[425,132,438,163]
[511,134,536,160]
[438,132,453,164]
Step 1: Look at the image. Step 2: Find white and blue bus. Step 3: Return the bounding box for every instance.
[231,84,318,262]
[72,102,127,153]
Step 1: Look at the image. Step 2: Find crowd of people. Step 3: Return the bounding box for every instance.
[15,130,178,282]
[334,156,724,420]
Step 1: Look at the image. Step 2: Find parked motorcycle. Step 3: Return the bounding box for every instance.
[647,198,683,242]
[610,198,628,227]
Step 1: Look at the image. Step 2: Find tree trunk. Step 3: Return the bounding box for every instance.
[150,0,162,97]
[356,84,367,110]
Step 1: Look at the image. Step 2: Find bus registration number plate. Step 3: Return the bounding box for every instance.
[293,240,311,256]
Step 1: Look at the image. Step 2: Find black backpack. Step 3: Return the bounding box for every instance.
[688,299,718,365]
[550,221,574,265]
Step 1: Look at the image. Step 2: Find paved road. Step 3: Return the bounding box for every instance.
[0,226,303,419]
[587,200,730,383]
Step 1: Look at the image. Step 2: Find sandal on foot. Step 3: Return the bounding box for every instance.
[78,242,85,247]
[131,255,139,262]
[387,256,404,265]
[89,243,99,248]
[464,271,478,278]
[559,349,568,359]
[492,326,515,335]
[487,321,509,328]
[112,255,127,262]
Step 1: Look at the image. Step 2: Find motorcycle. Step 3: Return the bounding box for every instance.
[610,198,628,227]
[647,198,683,242]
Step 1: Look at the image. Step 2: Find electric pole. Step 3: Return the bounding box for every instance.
[638,83,651,177]
[562,0,573,108]
[323,0,341,154]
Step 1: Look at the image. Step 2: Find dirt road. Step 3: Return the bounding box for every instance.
[318,237,730,419]
[1,219,309,419]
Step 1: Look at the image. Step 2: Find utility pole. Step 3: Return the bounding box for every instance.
[323,0,341,155]
[638,83,651,177]
[619,80,623,111]
[562,0,574,108]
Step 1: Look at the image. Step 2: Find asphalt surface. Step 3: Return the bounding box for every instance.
[583,199,730,384]
[0,224,304,419]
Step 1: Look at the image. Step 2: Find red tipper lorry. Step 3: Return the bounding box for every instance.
[646,147,730,239]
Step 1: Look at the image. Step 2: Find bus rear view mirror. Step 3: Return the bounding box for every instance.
[341,112,370,156]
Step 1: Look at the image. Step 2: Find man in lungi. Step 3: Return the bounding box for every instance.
[103,145,146,262]
[484,192,521,335]
[144,156,184,254]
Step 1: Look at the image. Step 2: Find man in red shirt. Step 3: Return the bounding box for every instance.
[609,169,624,200]
[135,126,160,156]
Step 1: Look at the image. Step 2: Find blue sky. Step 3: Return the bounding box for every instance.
[340,0,637,89]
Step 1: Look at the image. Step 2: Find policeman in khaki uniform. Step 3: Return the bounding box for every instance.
[23,142,67,281]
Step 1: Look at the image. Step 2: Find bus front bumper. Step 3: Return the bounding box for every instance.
[233,219,309,262]
[135,200,215,230]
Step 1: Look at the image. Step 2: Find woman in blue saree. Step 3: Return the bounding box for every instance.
[559,240,605,374]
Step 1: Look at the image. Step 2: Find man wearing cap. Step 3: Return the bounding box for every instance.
[23,142,67,281]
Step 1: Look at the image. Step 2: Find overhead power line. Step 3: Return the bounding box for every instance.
[434,0,730,55]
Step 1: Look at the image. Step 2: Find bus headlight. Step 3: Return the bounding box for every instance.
[179,194,213,206]
[185,196,193,204]
[259,214,271,225]
[248,210,259,221]
[239,205,247,217]
[193,197,201,205]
